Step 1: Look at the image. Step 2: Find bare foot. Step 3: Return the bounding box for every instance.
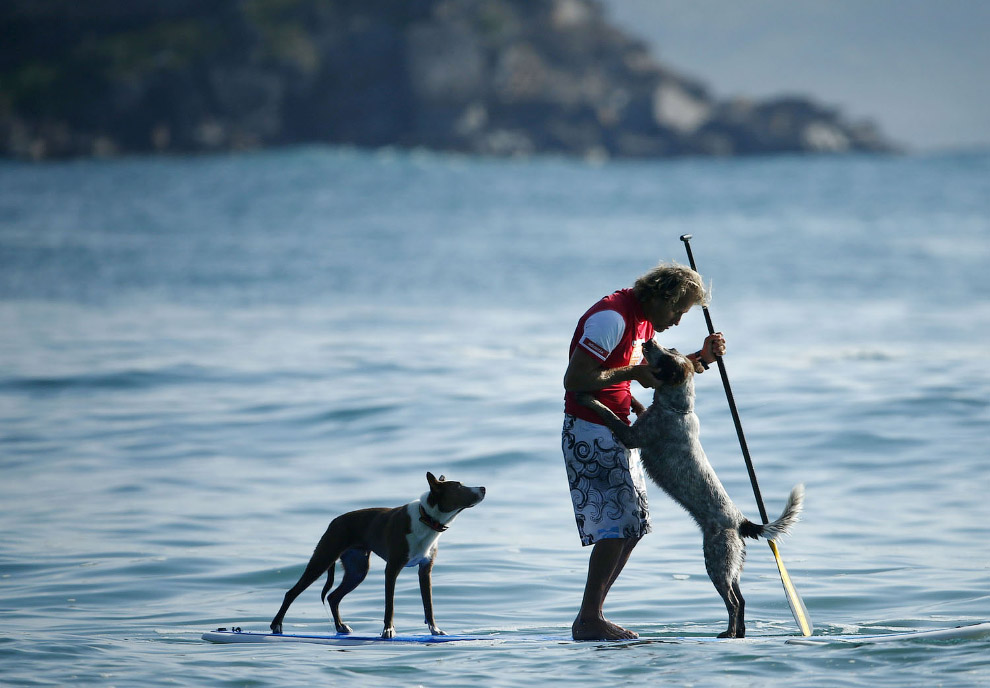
[572,616,639,641]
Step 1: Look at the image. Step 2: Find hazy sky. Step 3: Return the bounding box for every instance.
[598,0,989,152]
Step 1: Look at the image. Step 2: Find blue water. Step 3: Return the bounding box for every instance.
[1,148,988,686]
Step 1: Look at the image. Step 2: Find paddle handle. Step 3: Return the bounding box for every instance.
[680,235,769,524]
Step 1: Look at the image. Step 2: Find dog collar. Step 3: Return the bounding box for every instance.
[419,505,448,533]
[657,401,692,414]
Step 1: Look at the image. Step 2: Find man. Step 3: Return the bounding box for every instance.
[562,262,726,640]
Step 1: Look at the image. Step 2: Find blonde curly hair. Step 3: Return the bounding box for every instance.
[632,262,709,308]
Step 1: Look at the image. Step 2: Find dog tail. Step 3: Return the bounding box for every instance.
[320,561,336,605]
[739,484,804,541]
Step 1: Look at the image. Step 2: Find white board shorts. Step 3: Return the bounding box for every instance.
[562,414,651,546]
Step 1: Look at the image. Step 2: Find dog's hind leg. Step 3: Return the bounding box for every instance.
[270,532,343,634]
[704,529,746,638]
[731,579,746,639]
[324,548,371,635]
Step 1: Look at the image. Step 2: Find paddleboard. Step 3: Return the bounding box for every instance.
[200,628,745,645]
[202,628,499,646]
[785,622,990,645]
[202,622,990,646]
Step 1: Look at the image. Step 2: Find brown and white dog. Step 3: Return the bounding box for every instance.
[578,340,802,638]
[270,472,485,638]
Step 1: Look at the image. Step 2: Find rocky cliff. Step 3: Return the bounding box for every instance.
[0,0,896,160]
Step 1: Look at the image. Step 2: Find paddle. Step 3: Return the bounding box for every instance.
[679,234,813,637]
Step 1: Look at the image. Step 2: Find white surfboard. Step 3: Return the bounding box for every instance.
[202,622,990,646]
[784,622,990,645]
[199,628,730,645]
[201,628,495,646]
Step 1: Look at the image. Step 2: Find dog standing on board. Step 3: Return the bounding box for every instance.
[270,472,485,639]
[578,340,803,638]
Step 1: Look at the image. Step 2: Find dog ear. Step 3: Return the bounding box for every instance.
[427,472,447,489]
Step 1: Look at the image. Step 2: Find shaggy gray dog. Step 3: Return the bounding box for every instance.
[578,340,803,638]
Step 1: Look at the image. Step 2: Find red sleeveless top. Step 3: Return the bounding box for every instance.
[564,289,654,425]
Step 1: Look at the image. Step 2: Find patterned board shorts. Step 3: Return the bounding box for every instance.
[562,414,651,546]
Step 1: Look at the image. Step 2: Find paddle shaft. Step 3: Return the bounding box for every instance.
[679,235,768,523]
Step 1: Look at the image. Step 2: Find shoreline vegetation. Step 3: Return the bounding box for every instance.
[1,0,897,162]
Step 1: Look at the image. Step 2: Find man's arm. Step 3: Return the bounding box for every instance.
[563,348,659,392]
[685,332,726,373]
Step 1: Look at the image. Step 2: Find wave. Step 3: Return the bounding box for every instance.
[0,365,275,394]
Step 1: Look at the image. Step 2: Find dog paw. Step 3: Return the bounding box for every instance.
[270,624,282,635]
[429,626,447,636]
[381,626,395,639]
[335,623,353,635]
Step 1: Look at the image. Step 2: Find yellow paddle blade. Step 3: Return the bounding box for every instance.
[768,540,813,636]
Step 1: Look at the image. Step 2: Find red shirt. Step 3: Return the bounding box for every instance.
[564,289,655,425]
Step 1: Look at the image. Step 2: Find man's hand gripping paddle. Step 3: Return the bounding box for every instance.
[680,234,813,637]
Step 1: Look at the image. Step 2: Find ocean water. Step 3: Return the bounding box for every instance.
[1,147,988,686]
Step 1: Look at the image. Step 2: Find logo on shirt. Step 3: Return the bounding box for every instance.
[581,337,609,360]
[630,339,645,365]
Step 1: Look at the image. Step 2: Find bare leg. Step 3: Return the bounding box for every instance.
[604,537,638,594]
[572,537,640,640]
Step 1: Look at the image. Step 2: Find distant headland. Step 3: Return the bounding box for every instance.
[1,0,898,161]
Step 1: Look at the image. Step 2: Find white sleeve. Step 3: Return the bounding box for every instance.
[577,310,626,361]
